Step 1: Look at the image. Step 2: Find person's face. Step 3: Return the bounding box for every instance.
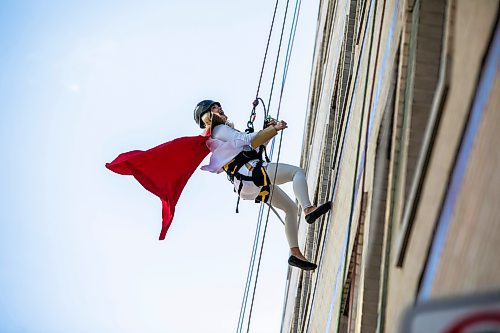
[202,103,227,128]
[210,103,226,119]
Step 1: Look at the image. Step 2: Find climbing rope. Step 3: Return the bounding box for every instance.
[236,0,282,327]
[236,0,303,331]
[246,0,281,134]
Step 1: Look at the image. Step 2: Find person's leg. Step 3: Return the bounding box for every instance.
[268,184,311,262]
[268,184,298,248]
[267,163,313,210]
[267,163,332,219]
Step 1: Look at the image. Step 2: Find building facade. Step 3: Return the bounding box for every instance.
[281,0,500,332]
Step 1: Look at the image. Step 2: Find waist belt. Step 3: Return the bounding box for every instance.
[223,147,271,212]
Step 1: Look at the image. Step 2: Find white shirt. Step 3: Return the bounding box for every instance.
[200,125,258,173]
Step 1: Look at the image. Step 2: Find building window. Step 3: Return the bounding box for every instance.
[390,0,450,266]
[389,0,447,229]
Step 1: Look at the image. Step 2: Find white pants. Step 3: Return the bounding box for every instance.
[266,163,313,248]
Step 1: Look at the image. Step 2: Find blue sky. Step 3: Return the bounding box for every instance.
[0,1,319,332]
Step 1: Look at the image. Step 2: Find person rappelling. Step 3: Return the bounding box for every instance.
[193,99,332,270]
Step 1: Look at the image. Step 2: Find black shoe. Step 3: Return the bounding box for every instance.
[305,201,332,224]
[288,255,317,271]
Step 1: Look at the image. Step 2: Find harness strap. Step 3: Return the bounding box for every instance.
[259,145,271,163]
[253,164,271,203]
[255,185,271,203]
[223,148,272,211]
[236,181,244,213]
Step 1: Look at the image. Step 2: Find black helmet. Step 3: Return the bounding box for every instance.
[194,100,220,129]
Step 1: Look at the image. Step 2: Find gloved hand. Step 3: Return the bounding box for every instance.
[273,120,288,131]
[264,116,277,128]
[264,116,287,131]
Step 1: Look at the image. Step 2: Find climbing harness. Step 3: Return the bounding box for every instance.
[222,147,271,213]
[222,95,275,213]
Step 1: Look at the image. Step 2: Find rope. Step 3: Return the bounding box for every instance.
[246,0,281,133]
[275,0,302,120]
[235,200,285,333]
[238,0,303,331]
[245,132,284,333]
[255,0,281,99]
[235,202,266,333]
[236,0,282,328]
[266,0,293,117]
[245,0,294,325]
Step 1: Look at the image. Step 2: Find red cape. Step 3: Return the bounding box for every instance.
[106,135,209,240]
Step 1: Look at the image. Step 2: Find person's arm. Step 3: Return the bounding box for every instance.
[212,121,287,149]
[251,120,287,148]
[211,125,256,146]
[250,126,277,148]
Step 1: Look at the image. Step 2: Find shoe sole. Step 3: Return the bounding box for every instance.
[305,201,332,224]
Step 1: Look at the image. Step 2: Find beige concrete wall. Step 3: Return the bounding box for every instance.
[283,0,405,330]
[384,1,499,332]
[284,0,406,330]
[281,0,499,332]
[431,72,500,295]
